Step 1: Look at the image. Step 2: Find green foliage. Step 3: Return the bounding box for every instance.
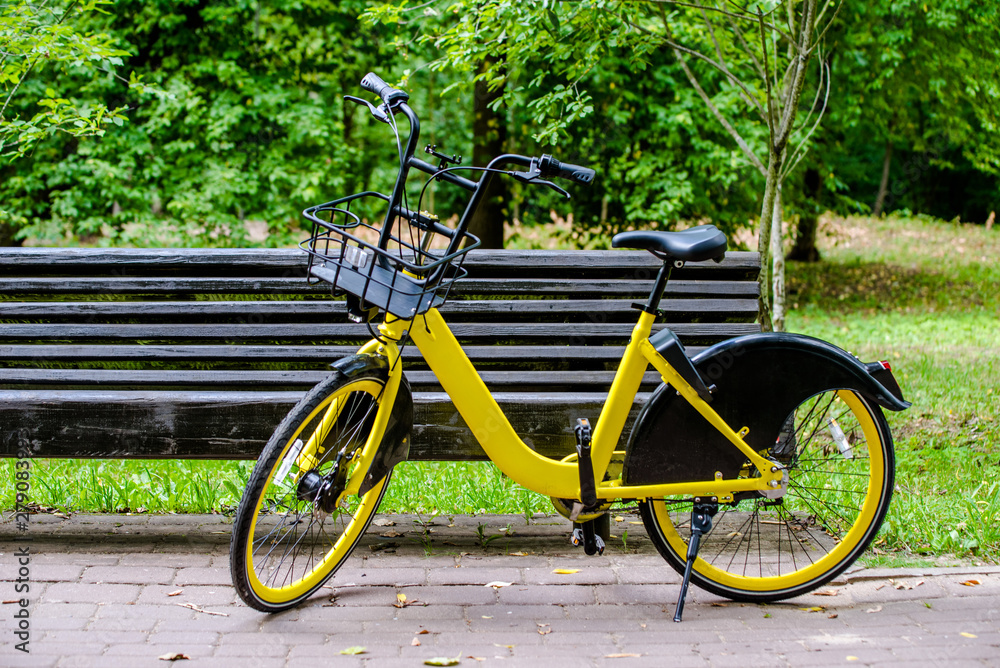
[0,1,143,159]
[2,0,410,246]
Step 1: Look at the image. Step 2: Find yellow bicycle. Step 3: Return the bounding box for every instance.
[230,74,911,618]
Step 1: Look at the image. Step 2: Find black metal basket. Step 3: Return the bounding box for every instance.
[301,191,480,319]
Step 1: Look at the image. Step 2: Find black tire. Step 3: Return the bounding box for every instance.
[641,389,895,602]
[230,371,393,612]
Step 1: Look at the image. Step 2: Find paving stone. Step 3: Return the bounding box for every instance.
[118,553,212,568]
[136,584,236,606]
[41,583,140,604]
[426,566,520,586]
[521,567,617,587]
[497,584,596,605]
[212,642,289,657]
[172,567,231,586]
[80,565,176,585]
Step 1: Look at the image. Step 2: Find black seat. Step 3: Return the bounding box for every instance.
[611,225,728,263]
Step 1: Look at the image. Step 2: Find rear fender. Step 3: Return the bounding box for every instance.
[621,333,908,486]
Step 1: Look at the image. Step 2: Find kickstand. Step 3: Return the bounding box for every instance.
[673,500,718,623]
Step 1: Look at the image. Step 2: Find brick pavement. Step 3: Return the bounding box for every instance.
[1,512,998,667]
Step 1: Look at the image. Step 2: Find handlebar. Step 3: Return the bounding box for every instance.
[360,72,410,107]
[539,154,596,185]
[350,73,596,263]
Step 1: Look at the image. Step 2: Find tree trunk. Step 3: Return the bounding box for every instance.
[873,138,893,217]
[771,186,786,332]
[469,62,508,249]
[0,222,22,247]
[756,153,781,333]
[788,167,822,262]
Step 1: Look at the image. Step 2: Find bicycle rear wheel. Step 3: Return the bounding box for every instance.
[230,372,392,612]
[641,389,894,602]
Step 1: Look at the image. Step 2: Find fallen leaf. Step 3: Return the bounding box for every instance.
[158,653,190,661]
[710,602,728,607]
[424,655,461,666]
[605,653,642,658]
[614,516,625,522]
[891,579,913,590]
[373,518,395,527]
[828,613,839,619]
[865,605,883,614]
[552,568,580,575]
[800,606,826,613]
[467,658,486,662]
[481,616,493,619]
[340,646,366,655]
[627,521,643,525]
[411,637,421,646]
[166,590,183,597]
[874,584,886,591]
[397,593,407,605]
[960,579,982,587]
[175,603,228,617]
[537,623,552,635]
[960,632,978,639]
[814,589,839,597]
[381,531,403,538]
[847,656,858,662]
[485,581,513,588]
[494,644,515,649]
[509,551,528,556]
[416,629,430,635]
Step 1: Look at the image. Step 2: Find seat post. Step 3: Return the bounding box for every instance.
[643,259,677,314]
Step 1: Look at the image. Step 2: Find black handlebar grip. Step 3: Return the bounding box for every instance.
[540,154,596,185]
[360,72,410,106]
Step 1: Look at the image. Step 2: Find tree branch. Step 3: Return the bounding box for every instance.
[618,10,767,120]
[699,7,766,121]
[781,60,831,180]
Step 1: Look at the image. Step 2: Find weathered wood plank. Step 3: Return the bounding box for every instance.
[0,390,648,460]
[1,343,720,363]
[0,276,758,297]
[0,321,761,342]
[0,368,664,390]
[0,247,760,277]
[0,298,759,319]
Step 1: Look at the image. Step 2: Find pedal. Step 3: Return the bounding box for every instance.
[673,499,718,623]
[571,519,605,556]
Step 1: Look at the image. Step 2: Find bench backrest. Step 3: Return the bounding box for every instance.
[0,248,760,459]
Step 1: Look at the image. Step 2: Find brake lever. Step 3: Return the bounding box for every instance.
[343,95,390,124]
[509,169,571,199]
[536,178,571,199]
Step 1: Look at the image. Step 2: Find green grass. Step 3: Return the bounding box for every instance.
[2,213,998,564]
[786,215,1000,565]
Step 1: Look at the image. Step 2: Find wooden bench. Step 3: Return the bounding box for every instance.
[0,248,760,460]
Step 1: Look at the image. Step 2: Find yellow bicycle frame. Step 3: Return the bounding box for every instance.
[347,308,784,503]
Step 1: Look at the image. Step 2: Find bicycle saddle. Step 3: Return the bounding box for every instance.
[611,225,727,263]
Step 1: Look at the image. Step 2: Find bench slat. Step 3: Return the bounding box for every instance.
[0,390,647,460]
[0,321,760,342]
[0,247,760,277]
[0,298,759,319]
[0,277,758,297]
[0,343,646,362]
[0,368,664,389]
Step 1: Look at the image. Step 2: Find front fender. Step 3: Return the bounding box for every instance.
[329,354,413,494]
[621,332,908,486]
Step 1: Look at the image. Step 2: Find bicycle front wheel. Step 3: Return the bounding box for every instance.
[230,372,393,612]
[641,389,894,602]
